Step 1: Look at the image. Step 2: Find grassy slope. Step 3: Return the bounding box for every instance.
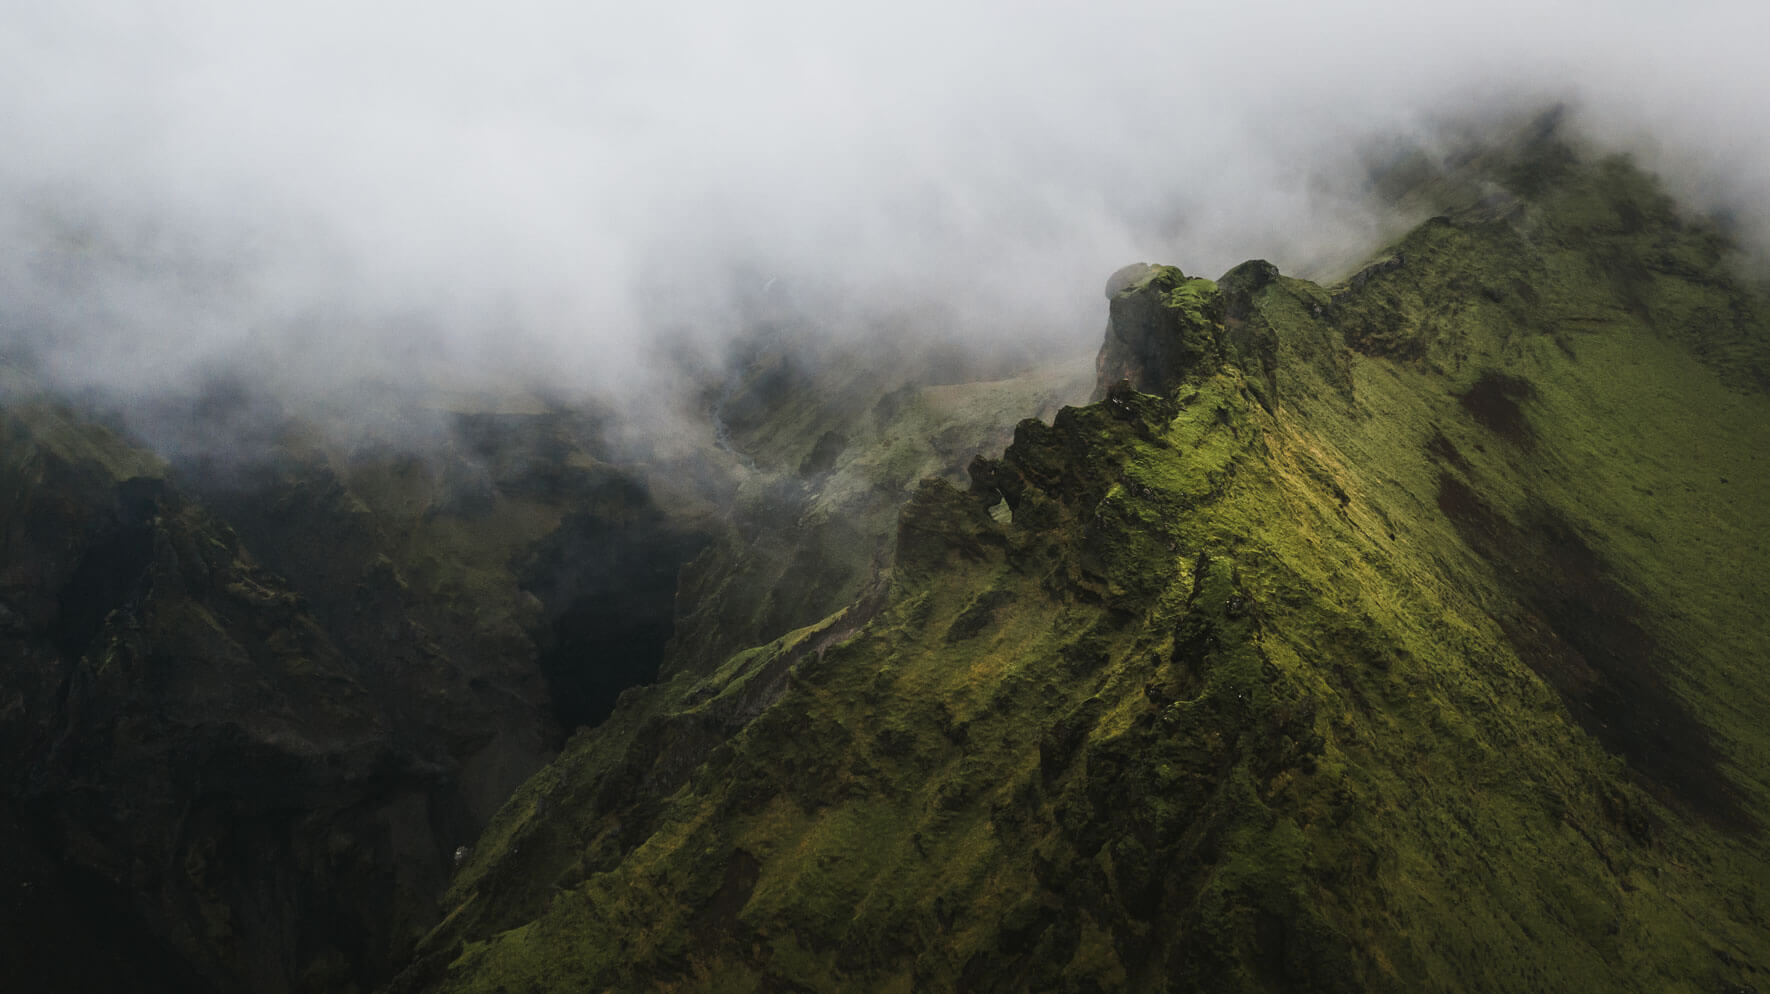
[669,352,1090,677]
[404,143,1770,992]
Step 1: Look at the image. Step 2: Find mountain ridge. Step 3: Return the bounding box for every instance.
[3,121,1768,993]
[400,133,1770,992]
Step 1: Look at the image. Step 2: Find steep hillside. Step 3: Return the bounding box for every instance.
[675,346,1089,675]
[400,134,1770,992]
[0,389,456,993]
[0,382,648,991]
[0,328,1083,991]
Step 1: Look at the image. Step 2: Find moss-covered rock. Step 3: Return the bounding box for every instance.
[403,139,1770,994]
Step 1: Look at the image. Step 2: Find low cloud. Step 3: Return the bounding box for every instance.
[3,1,1767,444]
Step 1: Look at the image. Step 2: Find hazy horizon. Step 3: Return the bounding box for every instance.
[4,1,1768,449]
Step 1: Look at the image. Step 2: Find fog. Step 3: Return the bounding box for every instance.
[3,1,1769,442]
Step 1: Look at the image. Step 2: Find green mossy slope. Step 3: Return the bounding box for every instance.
[671,351,1090,676]
[401,138,1770,993]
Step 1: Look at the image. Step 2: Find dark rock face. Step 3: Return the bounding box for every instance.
[186,438,562,829]
[1,416,439,993]
[0,807,213,994]
[1093,263,1281,404]
[796,429,847,477]
[1103,262,1157,298]
[521,492,711,730]
[1094,265,1223,398]
[0,399,714,992]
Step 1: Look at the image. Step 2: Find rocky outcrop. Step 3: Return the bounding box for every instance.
[1093,262,1280,404]
[404,142,1770,994]
[1094,264,1222,397]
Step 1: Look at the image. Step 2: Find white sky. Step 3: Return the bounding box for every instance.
[3,1,1768,419]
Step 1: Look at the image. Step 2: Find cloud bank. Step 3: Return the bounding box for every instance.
[3,0,1768,431]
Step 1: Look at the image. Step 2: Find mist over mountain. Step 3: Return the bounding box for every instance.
[6,1,1770,449]
[5,5,1770,993]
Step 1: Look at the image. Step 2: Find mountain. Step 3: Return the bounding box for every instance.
[0,383,614,991]
[388,127,1770,992]
[3,118,1768,993]
[0,311,1082,990]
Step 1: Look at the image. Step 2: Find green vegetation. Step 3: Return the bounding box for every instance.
[8,111,1766,994]
[410,142,1770,992]
[669,349,1091,677]
[408,135,1770,991]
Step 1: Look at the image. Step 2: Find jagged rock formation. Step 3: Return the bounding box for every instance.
[5,117,1768,994]
[395,131,1770,992]
[670,345,1088,677]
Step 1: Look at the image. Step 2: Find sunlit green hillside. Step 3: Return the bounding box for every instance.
[403,131,1770,993]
